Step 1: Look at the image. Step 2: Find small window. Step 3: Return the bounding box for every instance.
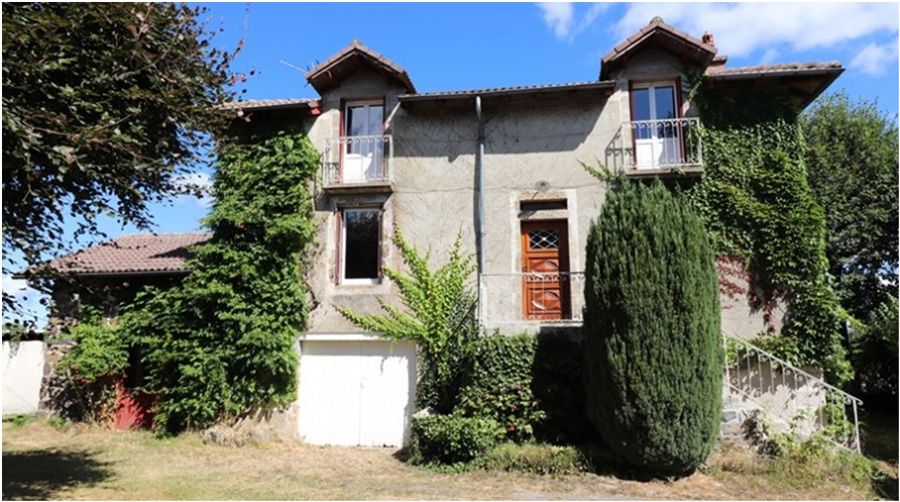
[341,208,381,284]
[520,199,567,212]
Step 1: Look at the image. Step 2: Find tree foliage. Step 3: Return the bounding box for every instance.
[852,296,898,403]
[802,92,899,319]
[2,3,240,310]
[583,181,722,476]
[119,129,318,432]
[337,232,478,414]
[688,86,852,383]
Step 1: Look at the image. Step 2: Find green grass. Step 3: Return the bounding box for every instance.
[2,414,38,430]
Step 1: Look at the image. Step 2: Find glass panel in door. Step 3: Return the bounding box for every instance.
[344,104,384,182]
[632,84,681,168]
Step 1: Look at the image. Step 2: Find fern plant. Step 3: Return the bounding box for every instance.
[336,230,478,413]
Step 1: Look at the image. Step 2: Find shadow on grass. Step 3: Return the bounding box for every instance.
[2,449,112,500]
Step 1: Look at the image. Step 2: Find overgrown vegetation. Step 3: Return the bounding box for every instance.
[688,86,852,384]
[474,443,588,475]
[2,3,242,316]
[583,181,722,476]
[408,415,504,466]
[456,333,592,445]
[337,232,478,414]
[117,129,318,432]
[55,323,128,423]
[712,436,895,499]
[852,296,899,404]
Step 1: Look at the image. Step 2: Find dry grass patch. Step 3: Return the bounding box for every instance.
[2,419,891,500]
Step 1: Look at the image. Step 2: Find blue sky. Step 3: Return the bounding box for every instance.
[4,2,899,325]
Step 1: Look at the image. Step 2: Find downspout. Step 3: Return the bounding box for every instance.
[475,96,486,326]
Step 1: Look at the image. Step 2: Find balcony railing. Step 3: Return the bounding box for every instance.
[479,272,585,329]
[322,135,393,189]
[616,117,703,173]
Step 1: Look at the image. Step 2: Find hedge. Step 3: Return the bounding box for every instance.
[408,415,504,465]
[456,332,594,444]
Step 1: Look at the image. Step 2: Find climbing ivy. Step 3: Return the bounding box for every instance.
[120,128,318,432]
[687,85,852,383]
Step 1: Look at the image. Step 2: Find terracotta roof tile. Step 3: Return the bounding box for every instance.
[705,61,843,77]
[34,233,210,276]
[220,98,318,111]
[602,16,716,65]
[306,40,415,93]
[399,80,615,101]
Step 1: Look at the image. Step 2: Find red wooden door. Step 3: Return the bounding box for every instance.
[520,220,571,320]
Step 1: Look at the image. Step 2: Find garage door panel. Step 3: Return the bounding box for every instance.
[358,341,416,447]
[299,339,416,447]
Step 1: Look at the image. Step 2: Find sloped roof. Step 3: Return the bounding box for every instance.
[306,40,415,94]
[220,98,319,112]
[705,61,843,109]
[600,16,717,79]
[399,80,615,100]
[25,233,210,277]
[705,61,843,79]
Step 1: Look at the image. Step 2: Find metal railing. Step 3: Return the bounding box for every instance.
[479,272,585,328]
[723,332,862,452]
[619,117,703,171]
[322,135,393,188]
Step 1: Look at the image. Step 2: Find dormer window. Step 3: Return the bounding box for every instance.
[629,82,685,169]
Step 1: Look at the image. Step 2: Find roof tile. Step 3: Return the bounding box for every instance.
[35,233,210,276]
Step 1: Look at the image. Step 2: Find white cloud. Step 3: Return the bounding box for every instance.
[537,2,610,41]
[538,2,574,39]
[851,41,899,76]
[616,3,898,58]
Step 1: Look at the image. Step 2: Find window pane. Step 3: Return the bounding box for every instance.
[368,106,383,135]
[631,88,651,139]
[654,86,676,119]
[344,210,379,280]
[346,106,367,137]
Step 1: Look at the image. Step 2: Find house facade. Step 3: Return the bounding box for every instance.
[33,18,843,448]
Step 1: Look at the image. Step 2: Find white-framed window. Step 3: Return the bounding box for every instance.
[630,81,683,168]
[342,100,385,183]
[340,208,381,285]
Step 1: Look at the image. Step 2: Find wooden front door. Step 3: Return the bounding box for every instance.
[520,220,571,321]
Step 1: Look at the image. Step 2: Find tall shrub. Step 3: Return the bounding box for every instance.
[583,181,722,476]
[337,232,478,414]
[120,129,318,432]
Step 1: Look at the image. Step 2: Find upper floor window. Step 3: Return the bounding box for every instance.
[630,82,686,168]
[342,100,386,183]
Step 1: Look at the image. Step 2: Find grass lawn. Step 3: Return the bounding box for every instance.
[2,418,894,500]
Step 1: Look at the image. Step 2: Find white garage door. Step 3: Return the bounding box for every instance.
[298,339,416,447]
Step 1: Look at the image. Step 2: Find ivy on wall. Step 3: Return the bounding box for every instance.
[687,86,852,383]
[120,128,318,432]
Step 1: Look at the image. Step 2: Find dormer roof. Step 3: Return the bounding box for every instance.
[305,40,416,94]
[600,16,717,79]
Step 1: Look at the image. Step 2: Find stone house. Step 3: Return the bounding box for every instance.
[28,18,844,447]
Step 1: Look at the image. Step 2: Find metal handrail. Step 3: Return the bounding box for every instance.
[724,332,862,406]
[723,331,862,452]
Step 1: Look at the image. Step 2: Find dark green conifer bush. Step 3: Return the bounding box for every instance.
[583,181,722,476]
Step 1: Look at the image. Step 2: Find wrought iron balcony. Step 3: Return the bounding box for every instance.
[321,135,393,191]
[478,272,585,330]
[616,117,703,175]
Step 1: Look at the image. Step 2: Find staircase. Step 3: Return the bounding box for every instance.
[721,332,862,453]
